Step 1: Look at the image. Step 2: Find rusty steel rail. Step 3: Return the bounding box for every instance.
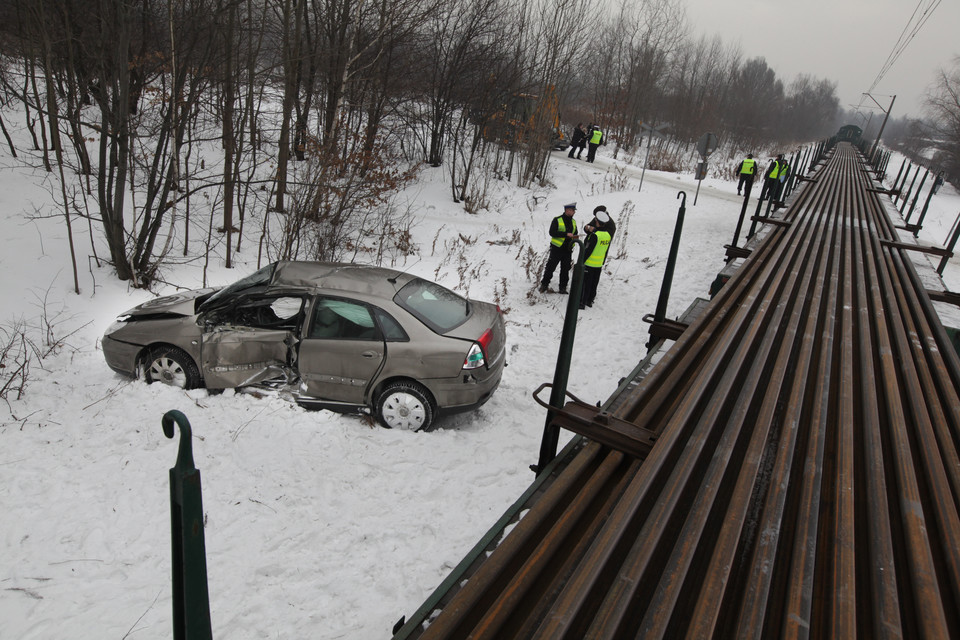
[398,144,960,639]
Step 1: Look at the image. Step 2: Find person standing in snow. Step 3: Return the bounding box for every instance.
[579,210,612,309]
[568,123,587,159]
[586,124,605,163]
[540,202,580,294]
[760,154,789,209]
[587,205,616,239]
[735,153,757,195]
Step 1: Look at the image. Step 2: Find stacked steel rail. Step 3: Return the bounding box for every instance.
[401,143,960,639]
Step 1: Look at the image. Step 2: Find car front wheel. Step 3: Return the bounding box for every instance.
[376,381,434,431]
[142,346,201,389]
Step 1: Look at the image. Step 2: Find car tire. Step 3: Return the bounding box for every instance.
[142,346,201,389]
[376,381,434,431]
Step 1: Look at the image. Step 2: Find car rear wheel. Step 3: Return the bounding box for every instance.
[376,381,433,431]
[142,346,201,389]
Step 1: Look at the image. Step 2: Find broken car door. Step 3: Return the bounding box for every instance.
[200,295,305,388]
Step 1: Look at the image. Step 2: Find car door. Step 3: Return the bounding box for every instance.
[297,296,386,404]
[199,295,305,389]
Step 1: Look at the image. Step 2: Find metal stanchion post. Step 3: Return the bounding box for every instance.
[647,191,687,348]
[535,242,586,475]
[163,410,213,640]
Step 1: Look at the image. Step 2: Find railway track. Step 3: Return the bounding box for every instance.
[393,143,960,639]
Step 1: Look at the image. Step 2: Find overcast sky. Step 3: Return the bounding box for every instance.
[682,0,957,121]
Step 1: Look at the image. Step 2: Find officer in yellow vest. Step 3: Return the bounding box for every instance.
[760,154,789,208]
[735,153,757,195]
[539,203,580,294]
[579,210,612,309]
[586,124,604,163]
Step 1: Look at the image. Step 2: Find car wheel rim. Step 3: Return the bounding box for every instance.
[380,391,427,430]
[149,357,188,388]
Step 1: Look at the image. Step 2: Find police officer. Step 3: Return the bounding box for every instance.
[579,210,612,309]
[735,153,757,195]
[540,202,580,294]
[586,125,604,163]
[760,154,789,208]
[568,123,587,159]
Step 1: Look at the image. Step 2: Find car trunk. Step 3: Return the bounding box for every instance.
[442,300,506,367]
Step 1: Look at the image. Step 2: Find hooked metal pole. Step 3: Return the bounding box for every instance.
[900,164,922,215]
[535,241,586,475]
[729,188,752,257]
[912,175,940,237]
[650,191,687,335]
[937,211,960,275]
[905,169,929,223]
[163,410,213,640]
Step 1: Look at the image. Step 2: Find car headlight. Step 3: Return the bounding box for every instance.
[105,315,131,336]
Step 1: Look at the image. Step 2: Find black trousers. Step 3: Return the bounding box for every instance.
[568,143,585,158]
[541,245,572,291]
[582,266,602,305]
[587,143,600,162]
[737,173,755,193]
[760,177,780,201]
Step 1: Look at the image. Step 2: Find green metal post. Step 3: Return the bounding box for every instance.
[905,169,929,223]
[912,175,940,237]
[536,241,586,475]
[647,192,687,350]
[163,410,213,640]
[729,188,751,255]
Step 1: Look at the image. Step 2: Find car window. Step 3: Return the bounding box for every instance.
[373,307,409,342]
[394,278,469,333]
[209,295,304,330]
[309,298,381,340]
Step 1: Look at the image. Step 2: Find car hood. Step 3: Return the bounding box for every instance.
[122,288,217,318]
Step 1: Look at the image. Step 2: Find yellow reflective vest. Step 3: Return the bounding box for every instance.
[585,230,611,267]
[740,158,756,174]
[769,159,788,179]
[590,128,604,145]
[550,216,577,247]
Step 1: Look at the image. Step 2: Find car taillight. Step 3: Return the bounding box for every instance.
[463,329,494,370]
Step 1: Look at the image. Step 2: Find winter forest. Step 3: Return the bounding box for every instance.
[0,0,853,289]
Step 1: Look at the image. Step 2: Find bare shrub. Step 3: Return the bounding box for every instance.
[603,165,630,192]
[0,321,33,403]
[519,245,544,284]
[492,277,510,314]
[612,201,634,260]
[268,133,419,265]
[648,146,684,172]
[486,230,521,246]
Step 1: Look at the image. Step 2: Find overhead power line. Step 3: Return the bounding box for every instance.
[867,0,942,94]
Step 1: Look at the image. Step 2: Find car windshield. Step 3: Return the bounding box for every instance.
[200,263,276,310]
[395,278,469,333]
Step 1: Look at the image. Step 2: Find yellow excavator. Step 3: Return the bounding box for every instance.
[483,85,567,151]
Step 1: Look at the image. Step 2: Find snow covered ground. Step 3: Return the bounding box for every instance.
[1,137,958,639]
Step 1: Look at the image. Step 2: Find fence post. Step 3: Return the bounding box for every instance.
[163,410,213,640]
[535,242,586,474]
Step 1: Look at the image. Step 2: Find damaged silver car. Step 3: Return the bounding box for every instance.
[102,261,506,431]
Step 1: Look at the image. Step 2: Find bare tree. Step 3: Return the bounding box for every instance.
[926,58,960,184]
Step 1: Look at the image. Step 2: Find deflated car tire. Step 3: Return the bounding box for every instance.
[142,346,201,389]
[376,381,433,431]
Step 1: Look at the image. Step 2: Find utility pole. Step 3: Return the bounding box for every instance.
[864,93,896,159]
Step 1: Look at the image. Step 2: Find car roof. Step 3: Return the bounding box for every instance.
[269,261,417,299]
